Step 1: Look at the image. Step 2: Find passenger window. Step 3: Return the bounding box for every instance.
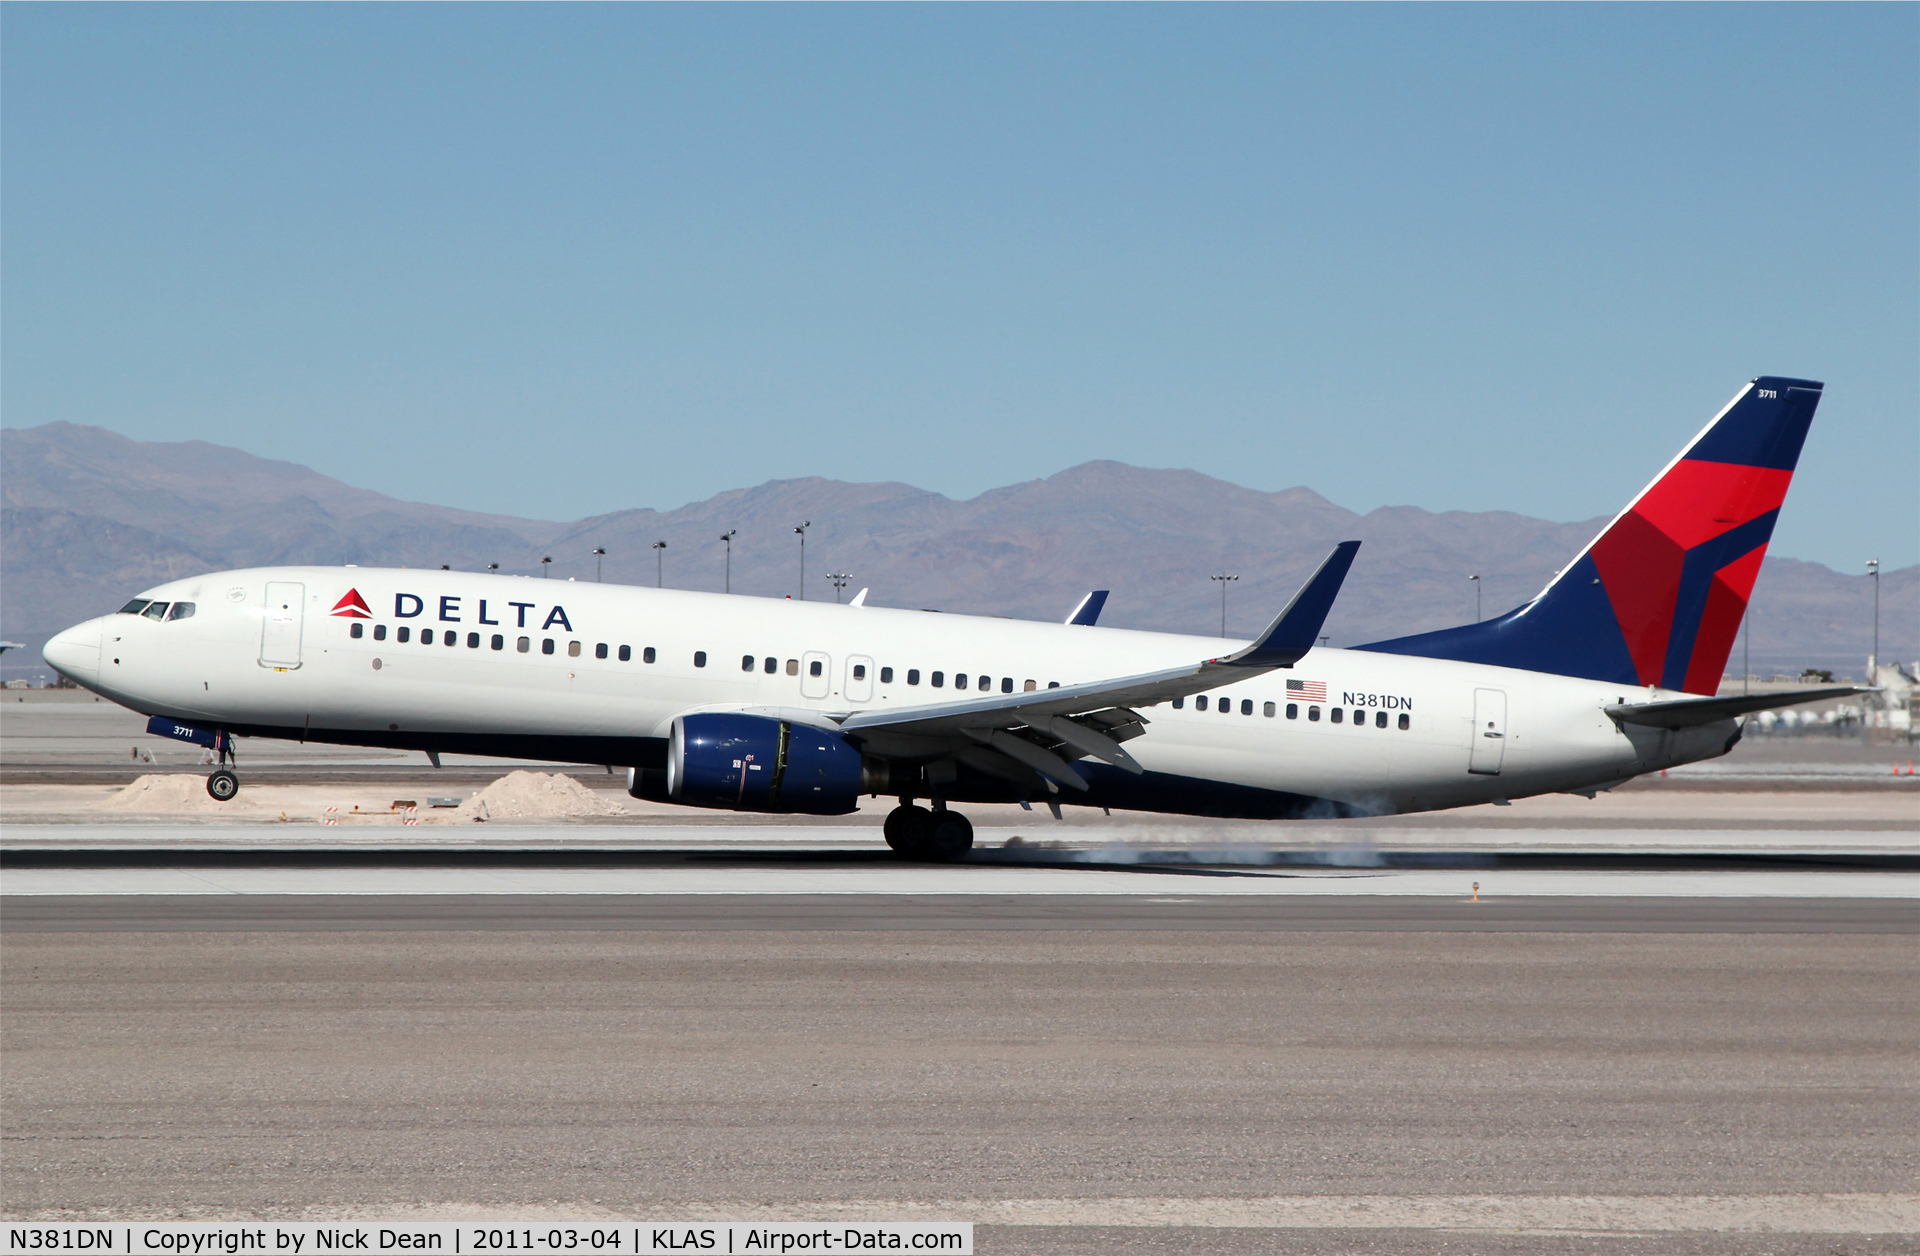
[643,647,656,664]
[142,602,170,620]
[1308,705,1320,722]
[1242,700,1253,715]
[350,622,364,639]
[764,657,777,674]
[468,632,481,648]
[596,643,608,660]
[955,673,968,690]
[518,637,531,653]
[742,654,755,672]
[907,669,921,685]
[420,629,434,645]
[167,602,196,621]
[809,660,823,677]
[1398,713,1411,730]
[852,664,866,680]
[979,676,990,691]
[1047,681,1060,689]
[931,671,944,688]
[492,634,505,651]
[1285,703,1297,719]
[1023,680,1036,692]
[786,659,799,676]
[1331,708,1343,723]
[374,625,387,641]
[694,651,707,668]
[1001,678,1013,693]
[1376,710,1388,728]
[1172,697,1184,709]
[119,600,151,615]
[880,667,894,683]
[1263,702,1275,717]
[398,627,411,644]
[618,645,631,662]
[1221,700,1232,715]
[542,638,555,655]
[568,641,582,658]
[1196,696,1208,711]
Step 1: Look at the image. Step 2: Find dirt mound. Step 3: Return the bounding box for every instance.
[93,773,264,813]
[454,770,628,821]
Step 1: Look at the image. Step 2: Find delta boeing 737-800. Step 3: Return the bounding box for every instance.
[42,376,1856,858]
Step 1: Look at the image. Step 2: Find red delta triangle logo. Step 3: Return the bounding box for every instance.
[330,588,373,619]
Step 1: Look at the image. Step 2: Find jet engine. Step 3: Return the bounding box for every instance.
[651,712,879,815]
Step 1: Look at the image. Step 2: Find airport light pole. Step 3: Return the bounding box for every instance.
[720,531,736,594]
[1743,610,1751,697]
[653,541,667,589]
[1211,573,1238,637]
[1469,573,1482,622]
[1867,558,1880,676]
[794,522,810,600]
[541,556,552,579]
[593,548,606,583]
[829,573,852,603]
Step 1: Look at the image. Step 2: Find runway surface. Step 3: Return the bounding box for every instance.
[4,917,1915,1250]
[6,799,1915,1248]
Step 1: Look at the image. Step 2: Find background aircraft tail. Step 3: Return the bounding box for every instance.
[1357,376,1824,694]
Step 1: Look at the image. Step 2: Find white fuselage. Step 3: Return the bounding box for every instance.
[44,566,1738,817]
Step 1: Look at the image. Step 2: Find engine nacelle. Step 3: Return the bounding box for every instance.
[665,712,870,815]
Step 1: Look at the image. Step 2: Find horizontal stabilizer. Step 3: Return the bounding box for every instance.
[1606,686,1863,730]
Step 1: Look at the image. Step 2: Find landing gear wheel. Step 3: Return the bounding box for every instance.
[884,804,933,854]
[206,768,239,802]
[926,810,974,861]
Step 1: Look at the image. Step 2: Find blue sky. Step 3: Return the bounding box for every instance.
[4,4,1914,569]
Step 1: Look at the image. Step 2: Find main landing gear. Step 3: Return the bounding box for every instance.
[205,731,239,802]
[883,800,973,861]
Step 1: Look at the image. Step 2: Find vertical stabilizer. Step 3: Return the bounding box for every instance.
[1358,376,1823,694]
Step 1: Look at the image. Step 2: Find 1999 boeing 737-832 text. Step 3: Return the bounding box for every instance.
[42,377,1854,858]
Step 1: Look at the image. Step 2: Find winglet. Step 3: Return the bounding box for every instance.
[1214,541,1360,669]
[1066,590,1109,626]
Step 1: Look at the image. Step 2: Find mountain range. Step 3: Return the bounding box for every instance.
[3,421,1908,679]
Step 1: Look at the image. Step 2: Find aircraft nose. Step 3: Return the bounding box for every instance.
[43,619,103,685]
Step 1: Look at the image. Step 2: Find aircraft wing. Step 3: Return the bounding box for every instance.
[835,542,1360,745]
[1605,686,1866,730]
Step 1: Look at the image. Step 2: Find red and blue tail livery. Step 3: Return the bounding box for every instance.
[1359,377,1823,694]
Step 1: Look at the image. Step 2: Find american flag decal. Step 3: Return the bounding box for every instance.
[1286,678,1327,702]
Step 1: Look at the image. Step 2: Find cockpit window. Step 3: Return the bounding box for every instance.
[119,600,151,615]
[141,602,171,620]
[167,602,196,621]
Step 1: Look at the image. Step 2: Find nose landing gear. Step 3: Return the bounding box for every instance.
[883,800,973,860]
[205,730,239,802]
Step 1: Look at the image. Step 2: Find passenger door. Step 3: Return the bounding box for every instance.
[1468,687,1507,775]
[844,655,875,703]
[260,582,305,669]
[800,651,831,700]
